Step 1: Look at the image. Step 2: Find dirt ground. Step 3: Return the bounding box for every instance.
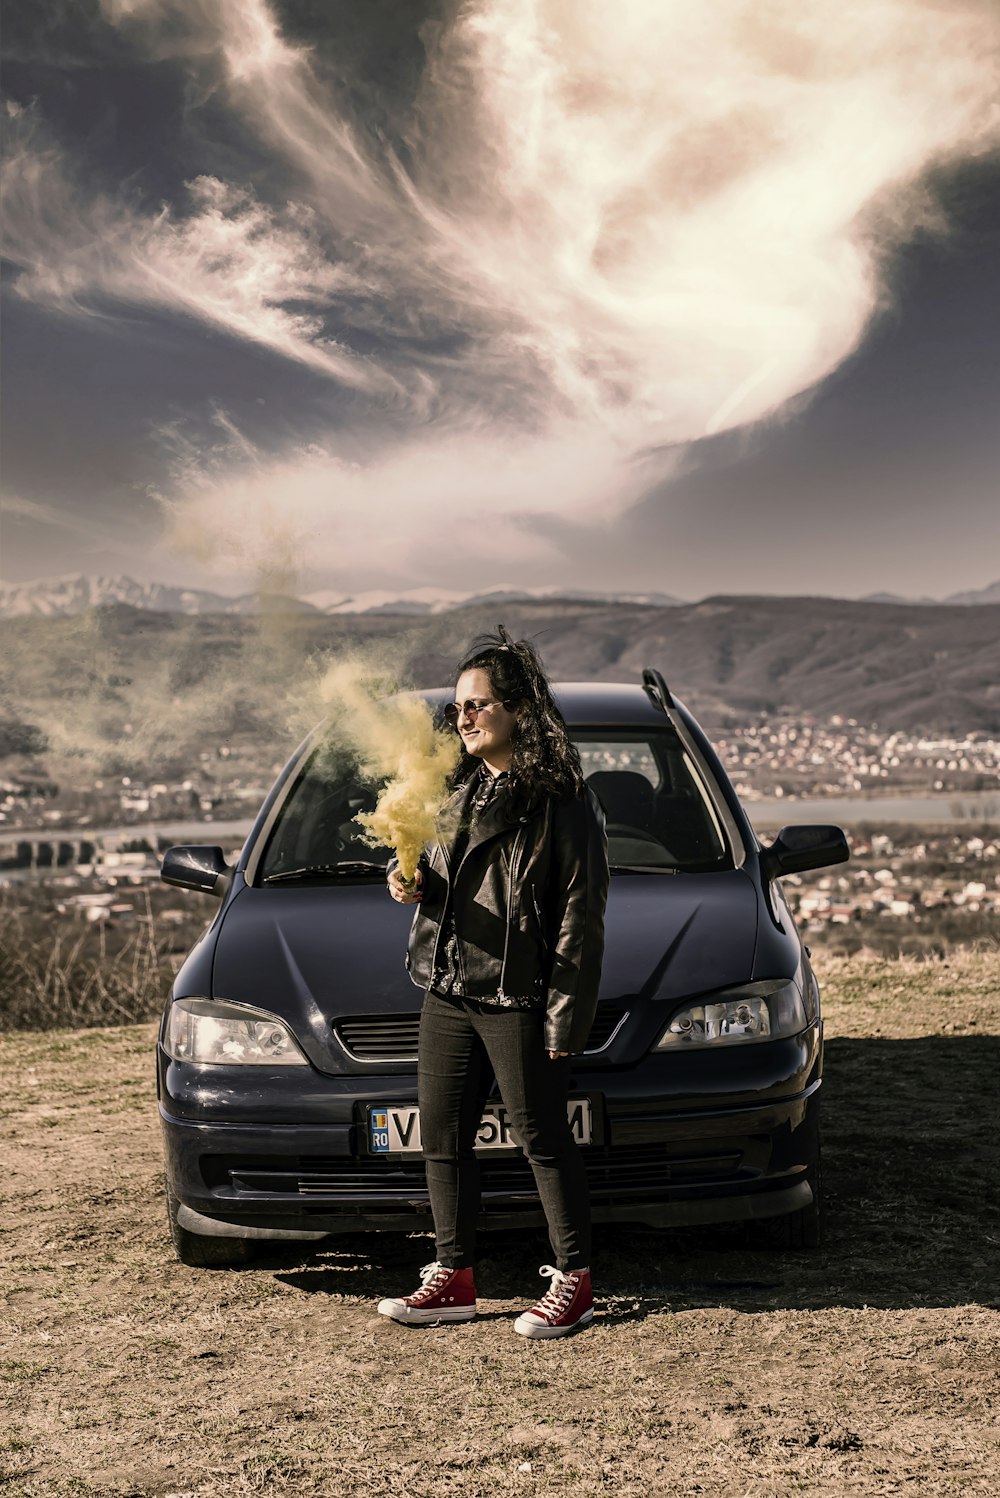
[2,948,998,1497]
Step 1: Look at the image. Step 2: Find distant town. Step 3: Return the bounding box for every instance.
[1,712,997,959]
[777,825,998,948]
[712,715,997,800]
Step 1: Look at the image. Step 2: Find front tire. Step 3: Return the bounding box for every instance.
[165,1177,256,1267]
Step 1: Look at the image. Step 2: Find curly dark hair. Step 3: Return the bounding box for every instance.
[445,623,585,805]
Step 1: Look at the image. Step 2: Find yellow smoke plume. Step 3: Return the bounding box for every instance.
[309,655,461,880]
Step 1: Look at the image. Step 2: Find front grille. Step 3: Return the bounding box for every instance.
[584,1007,629,1053]
[333,1005,628,1061]
[214,1143,743,1201]
[332,1016,419,1060]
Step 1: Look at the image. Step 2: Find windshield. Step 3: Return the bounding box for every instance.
[256,723,729,883]
[257,741,391,884]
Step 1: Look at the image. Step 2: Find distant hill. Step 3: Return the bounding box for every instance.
[0,573,686,619]
[859,590,940,605]
[0,573,316,619]
[2,597,998,760]
[402,594,998,733]
[859,580,1000,606]
[941,579,1000,606]
[299,583,688,614]
[4,570,997,619]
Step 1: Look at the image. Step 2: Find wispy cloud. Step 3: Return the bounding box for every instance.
[146,412,670,586]
[1,102,389,392]
[1,492,102,538]
[0,492,151,573]
[4,0,1000,586]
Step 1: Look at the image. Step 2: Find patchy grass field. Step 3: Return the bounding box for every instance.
[2,949,998,1497]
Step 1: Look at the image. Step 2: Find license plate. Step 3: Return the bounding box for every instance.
[368,1098,592,1154]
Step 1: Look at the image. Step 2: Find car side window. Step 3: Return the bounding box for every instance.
[573,732,727,871]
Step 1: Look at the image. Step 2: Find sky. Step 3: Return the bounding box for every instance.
[2,0,999,604]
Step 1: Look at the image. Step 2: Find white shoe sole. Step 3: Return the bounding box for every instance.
[377,1300,477,1325]
[513,1307,594,1338]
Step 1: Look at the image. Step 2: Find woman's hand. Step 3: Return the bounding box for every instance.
[387,866,423,904]
[547,1049,569,1060]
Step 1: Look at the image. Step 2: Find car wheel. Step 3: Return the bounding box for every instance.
[745,1139,823,1251]
[164,1176,257,1268]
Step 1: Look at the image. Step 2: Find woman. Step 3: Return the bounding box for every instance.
[378,625,609,1338]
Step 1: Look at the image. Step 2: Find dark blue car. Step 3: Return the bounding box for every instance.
[157,667,848,1265]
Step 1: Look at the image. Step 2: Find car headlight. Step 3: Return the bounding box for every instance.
[164,997,308,1066]
[652,979,808,1050]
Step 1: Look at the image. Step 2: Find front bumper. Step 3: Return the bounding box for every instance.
[158,1038,822,1238]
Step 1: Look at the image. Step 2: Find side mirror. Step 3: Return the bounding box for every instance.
[160,844,233,897]
[759,824,850,881]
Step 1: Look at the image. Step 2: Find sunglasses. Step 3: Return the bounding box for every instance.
[443,697,520,725]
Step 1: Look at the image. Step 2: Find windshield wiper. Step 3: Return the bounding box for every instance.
[610,864,680,875]
[263,861,388,885]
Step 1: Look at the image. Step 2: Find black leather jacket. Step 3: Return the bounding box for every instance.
[389,772,610,1054]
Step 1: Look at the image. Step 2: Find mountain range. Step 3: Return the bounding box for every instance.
[2,572,999,618]
[0,573,684,619]
[3,591,998,744]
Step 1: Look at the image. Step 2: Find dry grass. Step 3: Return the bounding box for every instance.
[0,889,185,1031]
[1,948,998,1496]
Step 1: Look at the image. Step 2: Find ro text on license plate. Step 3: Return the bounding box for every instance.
[369,1098,592,1154]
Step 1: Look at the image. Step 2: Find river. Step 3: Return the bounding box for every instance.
[3,793,996,855]
[745,793,998,825]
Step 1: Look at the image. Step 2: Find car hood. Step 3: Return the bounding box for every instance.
[600,870,759,1003]
[208,873,759,1074]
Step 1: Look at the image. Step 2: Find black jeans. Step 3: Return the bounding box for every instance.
[417,986,591,1272]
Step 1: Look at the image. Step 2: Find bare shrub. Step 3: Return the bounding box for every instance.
[0,887,182,1030]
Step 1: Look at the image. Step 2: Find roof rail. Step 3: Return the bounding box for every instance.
[642,666,676,713]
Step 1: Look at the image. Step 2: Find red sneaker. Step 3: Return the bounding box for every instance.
[513,1265,594,1338]
[377,1262,477,1325]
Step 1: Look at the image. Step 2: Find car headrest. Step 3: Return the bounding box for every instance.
[586,770,655,829]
